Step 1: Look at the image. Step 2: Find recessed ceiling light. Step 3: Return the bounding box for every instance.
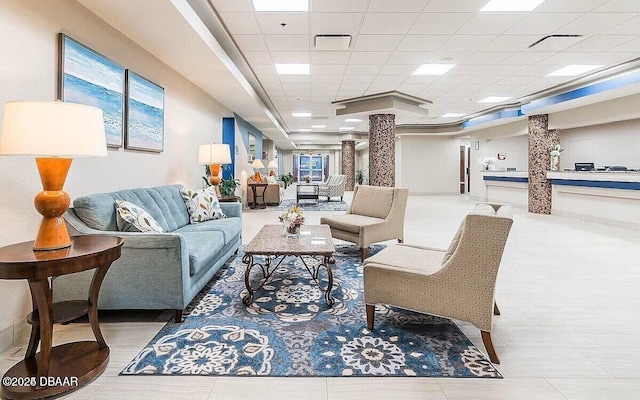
[412,64,456,76]
[345,118,362,122]
[339,127,354,131]
[480,0,545,12]
[297,128,311,132]
[275,63,310,75]
[441,113,466,118]
[311,125,326,128]
[546,64,602,77]
[478,96,512,103]
[292,112,311,117]
[252,0,308,12]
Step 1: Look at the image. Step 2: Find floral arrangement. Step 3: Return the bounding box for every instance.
[304,175,312,183]
[478,156,498,170]
[550,144,564,157]
[279,205,305,232]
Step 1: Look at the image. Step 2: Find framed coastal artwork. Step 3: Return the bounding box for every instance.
[58,33,124,148]
[125,70,164,152]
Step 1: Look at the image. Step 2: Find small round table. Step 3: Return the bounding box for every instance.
[0,235,123,400]
[247,182,268,209]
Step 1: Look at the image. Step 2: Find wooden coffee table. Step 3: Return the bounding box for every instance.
[242,224,335,306]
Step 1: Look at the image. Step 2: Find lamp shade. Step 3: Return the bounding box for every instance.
[251,159,265,169]
[267,160,278,169]
[198,143,231,165]
[0,101,107,157]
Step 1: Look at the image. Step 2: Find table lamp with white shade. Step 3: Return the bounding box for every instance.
[267,159,278,176]
[251,158,265,181]
[0,101,107,251]
[198,143,231,197]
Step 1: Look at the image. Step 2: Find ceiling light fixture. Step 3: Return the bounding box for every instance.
[546,64,602,77]
[345,118,362,122]
[478,96,512,103]
[311,125,326,128]
[441,113,466,118]
[252,0,308,12]
[480,0,545,12]
[412,64,456,76]
[275,63,310,75]
[297,128,312,132]
[292,112,311,117]
[339,127,354,131]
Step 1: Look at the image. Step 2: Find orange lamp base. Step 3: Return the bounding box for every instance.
[33,158,72,251]
[208,163,222,197]
[253,171,261,181]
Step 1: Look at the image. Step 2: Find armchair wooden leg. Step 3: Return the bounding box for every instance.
[397,238,403,243]
[174,309,183,323]
[360,247,366,261]
[366,304,375,330]
[493,302,501,316]
[481,331,500,364]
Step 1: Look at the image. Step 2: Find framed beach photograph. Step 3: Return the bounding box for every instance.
[58,33,124,148]
[125,70,164,152]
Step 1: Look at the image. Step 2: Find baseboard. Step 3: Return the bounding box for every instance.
[0,318,30,353]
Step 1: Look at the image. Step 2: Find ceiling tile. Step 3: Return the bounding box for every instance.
[447,64,492,76]
[312,64,347,74]
[339,83,371,91]
[234,34,268,51]
[462,52,514,64]
[256,74,280,83]
[408,13,473,34]
[514,64,564,77]
[251,64,278,74]
[269,52,310,63]
[312,82,341,90]
[538,52,597,65]
[354,35,404,51]
[464,74,503,84]
[397,83,428,94]
[439,35,496,52]
[278,75,311,83]
[537,0,608,12]
[262,81,284,90]
[500,51,554,65]
[396,35,450,51]
[424,0,488,12]
[580,52,635,65]
[264,35,310,51]
[211,0,252,12]
[255,13,309,34]
[367,83,400,92]
[481,35,545,52]
[424,51,473,63]
[483,64,528,76]
[243,51,273,64]
[311,0,368,12]
[609,37,640,52]
[360,13,419,35]
[457,14,526,35]
[368,0,430,12]
[497,75,539,86]
[434,75,475,84]
[311,51,351,64]
[526,35,587,52]
[344,64,383,75]
[337,89,366,98]
[560,13,635,35]
[311,75,343,83]
[507,13,582,35]
[604,15,640,35]
[378,64,419,75]
[341,75,376,84]
[309,13,363,36]
[389,52,432,64]
[373,75,407,84]
[594,0,640,12]
[402,75,441,84]
[565,34,637,52]
[349,51,391,64]
[281,82,311,91]
[219,13,261,34]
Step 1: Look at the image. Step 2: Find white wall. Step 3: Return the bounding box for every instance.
[0,0,231,349]
[559,119,640,170]
[396,136,460,194]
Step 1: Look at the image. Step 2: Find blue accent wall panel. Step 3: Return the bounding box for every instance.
[551,179,640,191]
[222,117,235,180]
[483,176,528,183]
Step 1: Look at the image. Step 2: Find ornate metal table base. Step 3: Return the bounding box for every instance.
[242,253,336,307]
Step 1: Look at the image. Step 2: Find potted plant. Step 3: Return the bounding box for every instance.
[219,175,240,197]
[279,173,293,188]
[355,169,367,185]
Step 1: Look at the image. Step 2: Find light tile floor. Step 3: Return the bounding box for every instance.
[3,186,640,399]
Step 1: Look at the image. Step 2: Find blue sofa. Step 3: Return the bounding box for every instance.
[53,184,242,322]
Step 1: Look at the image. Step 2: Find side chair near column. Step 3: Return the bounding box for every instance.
[318,174,346,201]
[362,203,513,364]
[320,185,409,261]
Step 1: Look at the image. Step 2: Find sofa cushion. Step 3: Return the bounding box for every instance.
[174,217,241,243]
[350,186,394,219]
[178,231,225,276]
[180,187,226,224]
[321,214,384,234]
[115,200,164,233]
[73,185,189,232]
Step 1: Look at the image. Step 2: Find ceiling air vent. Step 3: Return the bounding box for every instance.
[528,34,584,49]
[314,35,351,51]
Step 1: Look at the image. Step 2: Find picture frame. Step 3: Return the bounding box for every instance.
[125,69,164,152]
[497,153,506,160]
[58,33,124,148]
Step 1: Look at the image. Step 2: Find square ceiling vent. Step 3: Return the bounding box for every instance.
[314,35,351,51]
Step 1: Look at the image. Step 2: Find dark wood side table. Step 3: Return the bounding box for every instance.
[0,235,123,400]
[247,182,268,209]
[218,195,241,203]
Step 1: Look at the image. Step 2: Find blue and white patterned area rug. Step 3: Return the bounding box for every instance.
[275,198,349,211]
[121,245,502,378]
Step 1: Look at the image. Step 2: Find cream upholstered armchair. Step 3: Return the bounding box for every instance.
[363,203,513,364]
[318,175,346,201]
[320,185,409,261]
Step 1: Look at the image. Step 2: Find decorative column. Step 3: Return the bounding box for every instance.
[341,140,355,191]
[368,114,395,187]
[527,115,559,214]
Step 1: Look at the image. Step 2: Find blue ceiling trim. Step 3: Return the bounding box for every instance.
[522,69,640,114]
[462,109,523,128]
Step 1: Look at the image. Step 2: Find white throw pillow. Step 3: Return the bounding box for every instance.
[180,187,226,223]
[115,200,164,233]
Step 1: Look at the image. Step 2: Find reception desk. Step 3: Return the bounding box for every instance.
[547,171,640,228]
[482,171,528,206]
